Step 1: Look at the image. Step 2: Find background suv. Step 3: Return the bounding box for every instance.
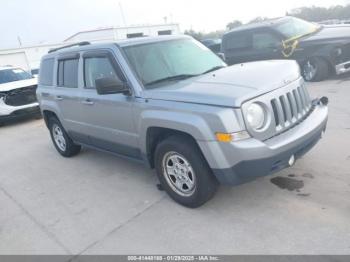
[221,16,350,82]
[0,66,39,125]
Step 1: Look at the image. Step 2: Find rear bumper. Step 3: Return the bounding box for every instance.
[335,60,350,75]
[199,102,328,185]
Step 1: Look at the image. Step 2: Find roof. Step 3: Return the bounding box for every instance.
[115,35,189,47]
[224,16,287,35]
[44,35,190,57]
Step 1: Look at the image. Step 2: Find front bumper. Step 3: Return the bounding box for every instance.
[199,102,328,185]
[0,101,40,122]
[335,60,350,75]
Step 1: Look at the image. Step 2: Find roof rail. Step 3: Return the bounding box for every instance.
[48,41,91,53]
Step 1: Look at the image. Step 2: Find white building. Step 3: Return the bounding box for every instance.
[0,23,180,72]
[64,23,180,42]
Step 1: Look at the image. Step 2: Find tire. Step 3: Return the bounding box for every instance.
[48,117,81,157]
[302,57,329,82]
[154,135,218,208]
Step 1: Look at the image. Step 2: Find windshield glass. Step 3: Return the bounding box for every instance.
[275,17,321,40]
[123,38,226,88]
[0,68,33,84]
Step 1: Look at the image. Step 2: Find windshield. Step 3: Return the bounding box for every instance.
[123,38,226,88]
[0,68,33,84]
[275,17,321,40]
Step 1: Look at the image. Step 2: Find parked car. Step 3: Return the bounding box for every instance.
[221,16,350,81]
[31,68,39,78]
[201,38,222,54]
[0,66,40,125]
[37,36,328,207]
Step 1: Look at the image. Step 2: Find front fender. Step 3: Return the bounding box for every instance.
[138,110,215,155]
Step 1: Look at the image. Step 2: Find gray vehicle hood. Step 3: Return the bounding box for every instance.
[142,60,300,107]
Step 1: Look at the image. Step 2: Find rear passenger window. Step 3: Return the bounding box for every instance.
[57,59,79,88]
[252,32,280,50]
[39,58,54,85]
[224,33,251,51]
[84,57,121,89]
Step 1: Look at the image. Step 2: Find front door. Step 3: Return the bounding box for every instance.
[78,50,140,159]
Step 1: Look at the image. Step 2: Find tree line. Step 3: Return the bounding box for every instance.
[185,4,350,40]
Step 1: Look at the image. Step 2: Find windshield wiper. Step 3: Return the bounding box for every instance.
[201,66,225,75]
[145,74,198,86]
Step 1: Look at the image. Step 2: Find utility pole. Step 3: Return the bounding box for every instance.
[119,2,127,26]
[17,36,22,47]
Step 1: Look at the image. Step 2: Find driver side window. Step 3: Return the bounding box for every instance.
[84,56,122,89]
[252,32,280,50]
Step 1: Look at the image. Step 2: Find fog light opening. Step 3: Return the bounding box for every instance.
[288,155,295,166]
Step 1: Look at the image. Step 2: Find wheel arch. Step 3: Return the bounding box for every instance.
[42,110,59,128]
[145,127,202,168]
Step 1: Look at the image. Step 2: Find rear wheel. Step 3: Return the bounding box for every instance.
[49,117,81,157]
[155,135,218,208]
[302,57,329,82]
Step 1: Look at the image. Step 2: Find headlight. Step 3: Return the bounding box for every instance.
[246,103,266,130]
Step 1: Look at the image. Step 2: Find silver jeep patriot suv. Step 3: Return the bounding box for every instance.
[37,36,328,207]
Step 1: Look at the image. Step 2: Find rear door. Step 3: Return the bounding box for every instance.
[78,50,140,158]
[222,32,253,65]
[249,29,283,61]
[55,53,86,141]
[223,29,283,65]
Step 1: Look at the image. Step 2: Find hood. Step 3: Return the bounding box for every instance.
[301,25,350,43]
[142,60,300,107]
[0,78,37,92]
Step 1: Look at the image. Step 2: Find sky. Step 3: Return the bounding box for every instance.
[1,0,349,49]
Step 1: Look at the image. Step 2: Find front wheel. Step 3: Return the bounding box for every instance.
[155,135,218,208]
[302,57,329,82]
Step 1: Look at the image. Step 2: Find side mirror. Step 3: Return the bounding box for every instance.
[217,52,225,61]
[95,77,130,95]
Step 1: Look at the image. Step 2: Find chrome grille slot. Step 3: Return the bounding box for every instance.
[287,92,297,119]
[292,89,302,115]
[279,95,292,125]
[297,87,305,113]
[271,99,280,127]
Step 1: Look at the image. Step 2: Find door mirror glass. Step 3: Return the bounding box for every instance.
[95,77,129,95]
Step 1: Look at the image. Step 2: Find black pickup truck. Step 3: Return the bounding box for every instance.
[221,16,350,81]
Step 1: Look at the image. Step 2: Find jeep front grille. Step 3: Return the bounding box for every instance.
[241,79,314,141]
[270,84,312,131]
[4,85,38,106]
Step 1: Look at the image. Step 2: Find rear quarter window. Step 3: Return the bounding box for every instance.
[39,58,55,86]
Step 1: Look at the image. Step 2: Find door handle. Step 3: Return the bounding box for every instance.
[82,99,94,105]
[55,95,64,101]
